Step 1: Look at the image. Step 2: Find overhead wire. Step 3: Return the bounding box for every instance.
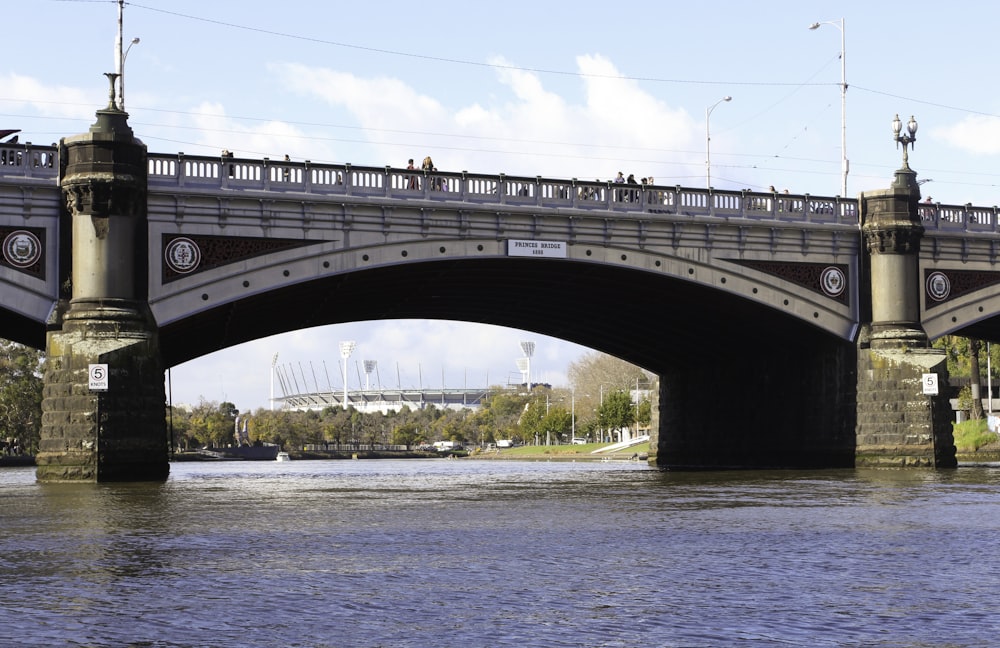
[21,0,1000,191]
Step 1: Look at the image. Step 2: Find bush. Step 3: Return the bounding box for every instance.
[952,418,1000,451]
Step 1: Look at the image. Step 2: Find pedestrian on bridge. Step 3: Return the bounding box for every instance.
[407,159,418,190]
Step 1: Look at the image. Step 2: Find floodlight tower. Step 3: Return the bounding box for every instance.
[515,357,529,389]
[270,352,279,411]
[363,360,377,390]
[339,341,356,409]
[519,341,535,390]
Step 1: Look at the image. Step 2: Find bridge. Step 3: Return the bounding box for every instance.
[3,98,997,480]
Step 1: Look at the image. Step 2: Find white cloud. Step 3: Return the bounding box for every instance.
[932,115,1000,155]
[271,54,701,182]
[0,73,96,119]
[185,101,329,161]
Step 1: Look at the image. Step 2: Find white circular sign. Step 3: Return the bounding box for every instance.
[164,237,202,274]
[819,266,846,297]
[3,230,42,268]
[926,271,951,302]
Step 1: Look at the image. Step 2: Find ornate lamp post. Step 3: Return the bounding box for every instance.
[892,114,918,168]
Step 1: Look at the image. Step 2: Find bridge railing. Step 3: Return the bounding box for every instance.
[10,144,994,229]
[143,151,866,225]
[919,202,1000,232]
[0,142,58,179]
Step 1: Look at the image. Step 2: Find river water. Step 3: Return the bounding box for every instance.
[2,459,1000,647]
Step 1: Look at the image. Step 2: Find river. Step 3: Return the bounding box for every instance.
[1,459,999,647]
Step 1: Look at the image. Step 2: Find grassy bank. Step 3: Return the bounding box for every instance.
[954,419,1000,462]
[472,442,650,461]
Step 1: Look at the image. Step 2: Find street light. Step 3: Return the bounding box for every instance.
[809,18,848,196]
[705,96,732,188]
[120,37,140,111]
[571,388,576,443]
[892,114,918,168]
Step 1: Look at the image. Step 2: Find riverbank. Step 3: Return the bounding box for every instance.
[473,442,649,462]
[0,455,35,467]
[3,443,998,467]
[172,449,440,461]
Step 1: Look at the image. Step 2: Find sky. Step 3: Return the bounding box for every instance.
[4,0,1000,411]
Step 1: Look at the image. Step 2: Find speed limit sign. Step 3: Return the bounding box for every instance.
[88,364,109,391]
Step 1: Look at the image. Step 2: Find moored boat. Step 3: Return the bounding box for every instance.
[197,415,280,460]
[197,443,280,461]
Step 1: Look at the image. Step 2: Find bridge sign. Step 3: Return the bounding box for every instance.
[921,373,939,395]
[88,364,109,392]
[507,239,567,258]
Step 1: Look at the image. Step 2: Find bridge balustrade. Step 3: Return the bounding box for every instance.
[0,143,57,179]
[0,145,881,228]
[920,203,1000,232]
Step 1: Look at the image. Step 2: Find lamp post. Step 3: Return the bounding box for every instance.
[114,0,139,110]
[571,389,576,443]
[892,113,918,168]
[705,96,732,188]
[120,37,140,111]
[809,18,847,196]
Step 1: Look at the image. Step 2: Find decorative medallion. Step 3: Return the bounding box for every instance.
[925,271,952,302]
[164,237,202,274]
[819,266,846,298]
[2,229,42,269]
[161,233,321,282]
[730,260,851,304]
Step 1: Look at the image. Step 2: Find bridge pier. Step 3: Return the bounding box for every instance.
[855,163,955,467]
[36,82,168,482]
[649,331,857,470]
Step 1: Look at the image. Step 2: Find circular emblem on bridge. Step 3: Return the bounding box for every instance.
[165,237,201,274]
[2,230,41,268]
[926,271,951,302]
[819,266,846,297]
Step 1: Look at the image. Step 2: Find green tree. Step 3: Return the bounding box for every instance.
[187,399,239,447]
[392,422,422,448]
[0,340,44,455]
[637,398,652,431]
[567,352,651,436]
[519,396,547,443]
[597,389,635,441]
[541,406,573,443]
[473,390,529,444]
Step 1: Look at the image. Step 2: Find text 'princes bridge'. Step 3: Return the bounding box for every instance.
[3,96,1000,481]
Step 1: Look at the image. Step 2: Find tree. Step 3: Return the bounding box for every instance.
[474,390,530,444]
[597,390,635,442]
[186,399,240,447]
[0,340,44,455]
[541,406,573,443]
[567,352,651,434]
[392,422,422,448]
